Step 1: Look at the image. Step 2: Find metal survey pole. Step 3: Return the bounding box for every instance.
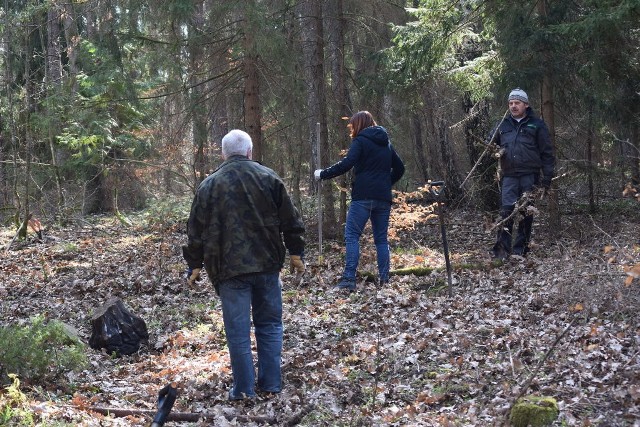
[429,181,453,297]
[316,122,323,262]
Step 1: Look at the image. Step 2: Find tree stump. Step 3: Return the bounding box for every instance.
[89,297,149,356]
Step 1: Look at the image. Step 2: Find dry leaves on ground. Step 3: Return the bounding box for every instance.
[0,201,638,426]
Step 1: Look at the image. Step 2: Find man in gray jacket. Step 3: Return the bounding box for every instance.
[491,88,555,260]
[183,129,305,399]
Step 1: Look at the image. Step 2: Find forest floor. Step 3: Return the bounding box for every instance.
[0,193,639,426]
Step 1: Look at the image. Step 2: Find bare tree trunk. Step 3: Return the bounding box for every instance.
[0,0,11,212]
[242,0,263,163]
[297,0,336,236]
[437,120,461,196]
[423,89,443,180]
[20,24,34,238]
[46,7,62,84]
[188,0,208,185]
[62,1,80,94]
[586,106,596,213]
[537,0,561,232]
[45,3,66,222]
[631,120,640,184]
[412,112,429,183]
[326,0,350,228]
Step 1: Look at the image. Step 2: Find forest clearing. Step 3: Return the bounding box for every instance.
[1,194,638,426]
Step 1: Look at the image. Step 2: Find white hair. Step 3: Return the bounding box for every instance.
[221,129,253,159]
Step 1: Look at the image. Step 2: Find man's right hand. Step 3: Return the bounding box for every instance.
[187,268,201,286]
[290,255,305,275]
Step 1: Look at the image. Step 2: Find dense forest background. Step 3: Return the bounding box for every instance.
[1,1,639,426]
[1,0,639,233]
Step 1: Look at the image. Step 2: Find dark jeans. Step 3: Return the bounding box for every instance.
[494,174,536,256]
[218,272,283,399]
[344,199,392,283]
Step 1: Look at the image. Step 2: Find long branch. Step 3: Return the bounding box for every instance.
[460,109,509,188]
[51,403,315,426]
[512,316,578,403]
[487,189,543,233]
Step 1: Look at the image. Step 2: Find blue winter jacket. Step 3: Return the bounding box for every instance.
[319,126,405,202]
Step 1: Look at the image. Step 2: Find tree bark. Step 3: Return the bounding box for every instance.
[243,0,263,163]
[20,21,34,238]
[62,1,80,94]
[45,3,66,222]
[412,112,429,183]
[188,0,208,186]
[326,0,350,228]
[0,0,11,210]
[631,120,640,185]
[297,0,336,236]
[586,106,596,213]
[537,0,561,232]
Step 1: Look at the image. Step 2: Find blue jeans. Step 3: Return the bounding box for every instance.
[218,272,283,399]
[343,199,392,282]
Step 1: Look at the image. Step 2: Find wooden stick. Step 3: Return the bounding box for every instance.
[512,316,578,404]
[54,403,315,426]
[460,109,510,188]
[487,188,544,233]
[56,405,276,424]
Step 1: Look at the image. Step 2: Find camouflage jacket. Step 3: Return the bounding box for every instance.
[182,156,305,290]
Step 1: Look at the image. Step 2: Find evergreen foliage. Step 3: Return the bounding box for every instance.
[0,316,87,385]
[0,0,637,223]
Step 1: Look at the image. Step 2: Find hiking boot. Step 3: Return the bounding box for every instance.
[512,246,528,257]
[491,247,509,261]
[332,278,356,292]
[228,390,257,401]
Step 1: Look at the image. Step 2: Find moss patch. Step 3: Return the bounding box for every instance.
[510,395,559,427]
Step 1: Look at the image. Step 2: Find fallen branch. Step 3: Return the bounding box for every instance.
[511,315,578,405]
[487,189,544,234]
[4,215,30,252]
[57,403,315,425]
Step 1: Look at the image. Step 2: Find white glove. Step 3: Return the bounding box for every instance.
[314,169,322,181]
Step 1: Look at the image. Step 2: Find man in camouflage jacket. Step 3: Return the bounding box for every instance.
[183,129,305,400]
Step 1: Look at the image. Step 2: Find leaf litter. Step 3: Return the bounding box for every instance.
[0,201,638,426]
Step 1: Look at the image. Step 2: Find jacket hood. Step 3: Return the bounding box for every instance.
[358,126,389,146]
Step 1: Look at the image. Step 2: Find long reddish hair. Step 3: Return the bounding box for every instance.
[348,111,377,138]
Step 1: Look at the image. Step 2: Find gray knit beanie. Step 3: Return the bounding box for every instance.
[508,88,529,103]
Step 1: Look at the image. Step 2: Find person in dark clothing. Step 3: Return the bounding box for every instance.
[491,88,555,260]
[183,129,305,400]
[314,111,405,291]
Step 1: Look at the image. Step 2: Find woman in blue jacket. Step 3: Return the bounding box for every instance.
[315,111,405,291]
